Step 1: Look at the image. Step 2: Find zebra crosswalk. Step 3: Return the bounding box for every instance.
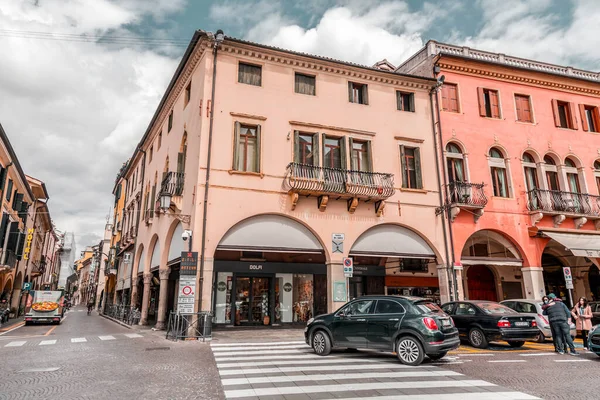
[1,333,143,348]
[211,340,540,399]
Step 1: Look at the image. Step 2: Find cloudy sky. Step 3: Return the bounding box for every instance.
[1,0,599,252]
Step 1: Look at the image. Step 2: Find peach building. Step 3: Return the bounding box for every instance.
[399,41,600,307]
[118,30,456,329]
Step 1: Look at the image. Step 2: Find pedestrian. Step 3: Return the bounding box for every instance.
[541,295,560,352]
[571,297,593,351]
[542,293,578,355]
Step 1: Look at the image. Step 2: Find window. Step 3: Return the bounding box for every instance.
[349,138,371,172]
[515,94,533,123]
[322,136,345,169]
[0,166,6,193]
[343,299,375,315]
[238,62,262,86]
[184,82,191,107]
[168,110,173,132]
[348,82,368,105]
[233,122,261,173]
[551,99,577,129]
[294,132,319,165]
[441,83,459,112]
[400,146,422,189]
[445,143,465,183]
[400,258,428,272]
[374,300,405,314]
[294,73,315,96]
[396,91,415,112]
[149,146,153,163]
[522,152,538,192]
[477,88,500,118]
[455,303,477,315]
[580,105,600,133]
[5,180,12,202]
[544,155,560,190]
[441,303,454,314]
[564,157,580,193]
[489,147,509,197]
[157,132,162,150]
[594,160,600,194]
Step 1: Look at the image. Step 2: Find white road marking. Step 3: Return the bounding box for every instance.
[521,352,557,356]
[488,360,527,363]
[211,341,305,347]
[212,348,313,357]
[39,340,57,346]
[19,367,60,372]
[217,362,421,376]
[463,353,495,356]
[212,344,308,352]
[217,357,383,368]
[71,338,87,343]
[124,333,143,338]
[333,393,541,400]
[554,359,590,362]
[99,335,115,341]
[5,341,26,347]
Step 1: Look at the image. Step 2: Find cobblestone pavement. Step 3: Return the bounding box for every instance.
[0,306,224,400]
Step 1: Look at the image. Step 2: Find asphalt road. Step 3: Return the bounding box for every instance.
[0,306,223,400]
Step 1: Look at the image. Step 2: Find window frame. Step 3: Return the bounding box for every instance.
[184,82,191,107]
[322,135,346,169]
[477,87,501,119]
[440,82,460,113]
[396,91,415,112]
[293,131,319,166]
[349,138,372,172]
[232,121,262,173]
[400,145,423,189]
[488,147,510,198]
[238,62,263,87]
[348,81,369,105]
[168,110,173,133]
[514,93,534,123]
[294,72,316,96]
[580,104,600,133]
[552,99,577,130]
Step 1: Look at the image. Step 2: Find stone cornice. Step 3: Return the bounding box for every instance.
[221,43,433,91]
[439,62,600,97]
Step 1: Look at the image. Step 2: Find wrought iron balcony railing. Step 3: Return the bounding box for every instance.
[285,163,395,200]
[526,189,600,216]
[161,172,184,197]
[446,181,488,208]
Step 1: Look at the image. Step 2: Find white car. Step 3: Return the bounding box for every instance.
[500,299,576,342]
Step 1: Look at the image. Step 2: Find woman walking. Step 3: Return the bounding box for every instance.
[571,297,593,350]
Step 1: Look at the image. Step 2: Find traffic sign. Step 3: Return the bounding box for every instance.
[343,257,353,278]
[177,276,196,313]
[563,267,574,290]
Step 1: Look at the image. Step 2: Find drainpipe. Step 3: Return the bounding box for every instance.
[198,30,224,312]
[429,87,454,301]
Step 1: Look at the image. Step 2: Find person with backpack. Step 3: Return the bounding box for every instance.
[542,293,578,355]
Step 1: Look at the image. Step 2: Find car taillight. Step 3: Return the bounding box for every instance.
[531,320,537,327]
[538,314,548,325]
[423,317,438,330]
[497,320,511,328]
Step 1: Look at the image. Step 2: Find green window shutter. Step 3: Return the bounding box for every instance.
[142,193,148,219]
[6,222,19,252]
[255,124,262,173]
[0,213,8,246]
[348,82,353,103]
[414,147,423,189]
[366,141,373,172]
[396,91,402,110]
[312,133,319,167]
[150,185,156,218]
[293,131,300,163]
[362,85,369,105]
[339,137,347,170]
[5,180,12,202]
[400,145,408,188]
[16,231,26,260]
[0,167,6,193]
[409,94,415,112]
[321,133,327,167]
[233,122,241,170]
[13,193,23,213]
[348,137,354,169]
[177,152,185,174]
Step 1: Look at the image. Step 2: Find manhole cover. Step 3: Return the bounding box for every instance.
[145,347,170,351]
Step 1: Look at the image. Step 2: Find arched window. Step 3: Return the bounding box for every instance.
[522,152,538,192]
[178,132,187,175]
[489,147,508,197]
[543,154,560,190]
[594,161,600,194]
[445,143,465,183]
[564,157,580,193]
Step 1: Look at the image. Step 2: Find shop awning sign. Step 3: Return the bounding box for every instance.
[563,267,574,290]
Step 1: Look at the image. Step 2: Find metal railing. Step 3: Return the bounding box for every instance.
[166,311,212,342]
[160,172,184,197]
[104,304,141,326]
[285,163,395,199]
[446,181,488,208]
[526,189,600,216]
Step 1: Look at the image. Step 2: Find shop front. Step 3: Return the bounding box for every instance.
[213,261,327,326]
[347,264,385,299]
[385,276,441,303]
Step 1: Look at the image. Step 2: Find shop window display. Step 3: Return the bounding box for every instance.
[293,274,314,323]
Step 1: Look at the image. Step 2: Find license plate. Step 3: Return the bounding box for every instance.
[514,321,529,327]
[441,319,451,327]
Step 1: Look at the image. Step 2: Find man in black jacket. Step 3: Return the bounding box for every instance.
[542,294,578,355]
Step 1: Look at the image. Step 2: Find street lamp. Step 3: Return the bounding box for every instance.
[159,191,191,224]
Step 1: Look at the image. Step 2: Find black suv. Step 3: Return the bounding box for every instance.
[304,295,459,366]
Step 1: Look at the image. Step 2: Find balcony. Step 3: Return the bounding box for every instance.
[0,249,17,271]
[442,182,488,222]
[527,189,600,228]
[285,163,395,215]
[161,172,184,197]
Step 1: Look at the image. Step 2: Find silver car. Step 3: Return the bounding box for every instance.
[500,299,576,342]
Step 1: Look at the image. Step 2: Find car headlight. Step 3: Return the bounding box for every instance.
[306,318,314,326]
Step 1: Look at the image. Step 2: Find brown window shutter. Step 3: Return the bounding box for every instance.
[449,85,458,112]
[490,91,500,118]
[569,102,578,129]
[477,88,486,116]
[515,96,523,121]
[551,99,561,127]
[522,96,532,122]
[594,108,600,131]
[441,86,449,111]
[579,104,589,131]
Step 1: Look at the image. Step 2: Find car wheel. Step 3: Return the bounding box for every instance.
[536,330,546,343]
[468,328,488,349]
[396,336,425,366]
[508,341,525,348]
[428,352,447,360]
[311,330,331,356]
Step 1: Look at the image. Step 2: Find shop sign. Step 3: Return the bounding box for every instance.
[214,261,325,275]
[352,264,386,276]
[563,267,574,290]
[178,276,196,314]
[217,281,227,292]
[343,257,353,278]
[180,252,198,275]
[333,281,347,302]
[22,282,32,291]
[23,228,34,261]
[332,233,344,254]
[283,282,292,292]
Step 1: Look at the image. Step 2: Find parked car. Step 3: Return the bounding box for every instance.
[588,323,600,357]
[500,299,576,342]
[304,295,459,366]
[441,301,539,349]
[589,302,600,326]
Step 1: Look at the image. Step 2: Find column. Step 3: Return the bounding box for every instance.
[155,267,171,330]
[139,273,153,325]
[454,268,465,301]
[198,258,213,312]
[327,261,345,313]
[521,266,546,299]
[130,276,141,309]
[436,264,451,304]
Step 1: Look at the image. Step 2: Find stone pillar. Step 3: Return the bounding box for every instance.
[327,261,345,313]
[11,288,22,314]
[436,264,450,304]
[521,266,546,299]
[130,276,141,309]
[454,268,465,301]
[198,258,214,312]
[139,273,153,325]
[155,267,171,330]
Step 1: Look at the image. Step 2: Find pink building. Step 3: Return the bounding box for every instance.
[118,31,455,329]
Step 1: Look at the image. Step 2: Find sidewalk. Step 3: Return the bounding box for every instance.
[211,327,305,343]
[0,316,24,333]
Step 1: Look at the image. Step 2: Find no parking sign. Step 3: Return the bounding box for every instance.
[343,257,353,278]
[563,267,574,290]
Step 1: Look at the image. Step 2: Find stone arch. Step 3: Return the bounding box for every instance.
[146,234,160,271]
[3,278,12,294]
[163,220,185,265]
[543,151,561,165]
[445,140,467,154]
[564,153,584,169]
[461,229,525,262]
[13,272,23,291]
[521,148,542,164]
[486,143,510,159]
[134,243,145,275]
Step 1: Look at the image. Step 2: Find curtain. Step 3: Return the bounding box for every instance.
[525,167,537,191]
[454,159,464,181]
[238,63,262,86]
[497,168,508,197]
[295,74,315,95]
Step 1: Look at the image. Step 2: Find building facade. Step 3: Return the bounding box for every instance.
[113,30,457,329]
[399,41,600,306]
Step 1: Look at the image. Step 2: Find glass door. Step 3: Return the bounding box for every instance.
[234,277,250,325]
[234,276,272,325]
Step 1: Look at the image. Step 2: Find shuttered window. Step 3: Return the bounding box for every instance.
[396,91,415,112]
[168,110,173,132]
[477,88,500,118]
[294,132,319,165]
[294,73,316,96]
[238,63,262,86]
[551,99,577,129]
[349,138,372,172]
[579,104,600,133]
[233,122,261,173]
[441,83,459,112]
[348,82,368,105]
[515,94,533,123]
[0,213,8,248]
[400,145,423,189]
[0,166,6,194]
[322,136,346,169]
[184,82,191,107]
[5,179,12,202]
[12,193,23,213]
